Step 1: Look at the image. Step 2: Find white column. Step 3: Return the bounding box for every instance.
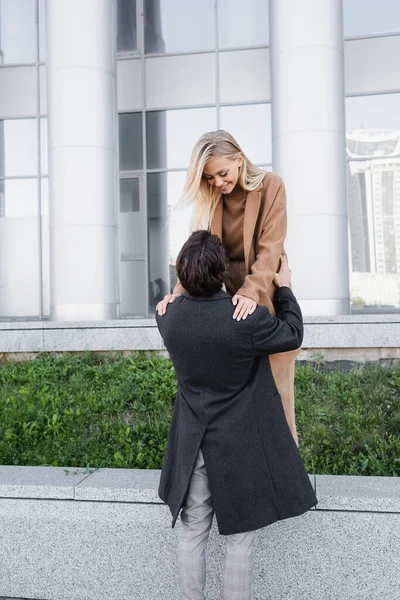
[269,0,350,315]
[46,0,119,321]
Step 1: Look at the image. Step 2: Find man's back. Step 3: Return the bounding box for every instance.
[158,290,256,394]
[156,287,303,425]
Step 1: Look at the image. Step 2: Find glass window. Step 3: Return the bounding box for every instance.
[40,178,50,316]
[346,93,400,139]
[0,0,37,64]
[0,179,4,217]
[119,112,143,171]
[119,177,143,258]
[146,108,217,170]
[40,118,48,175]
[0,177,40,318]
[117,0,137,53]
[347,158,400,313]
[144,0,215,54]
[1,178,38,217]
[40,176,49,216]
[38,0,46,62]
[147,170,193,313]
[120,177,140,212]
[120,260,147,316]
[220,103,272,164]
[343,0,400,38]
[218,0,269,49]
[0,119,38,177]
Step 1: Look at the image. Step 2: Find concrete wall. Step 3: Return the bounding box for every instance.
[0,466,399,600]
[1,315,400,363]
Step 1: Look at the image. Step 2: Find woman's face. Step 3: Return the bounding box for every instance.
[203,155,243,195]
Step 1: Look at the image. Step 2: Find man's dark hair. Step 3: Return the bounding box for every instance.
[176,230,227,297]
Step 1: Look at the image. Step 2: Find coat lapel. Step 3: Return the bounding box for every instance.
[210,196,223,239]
[243,189,262,272]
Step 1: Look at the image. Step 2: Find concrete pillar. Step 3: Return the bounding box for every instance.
[46,0,119,321]
[269,0,350,315]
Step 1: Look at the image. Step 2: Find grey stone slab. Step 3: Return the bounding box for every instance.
[42,325,163,351]
[0,319,156,330]
[0,466,93,499]
[303,322,400,348]
[1,499,399,600]
[0,321,46,330]
[75,468,163,503]
[250,510,400,600]
[303,314,400,324]
[2,316,400,354]
[315,474,400,512]
[0,498,179,600]
[0,328,44,353]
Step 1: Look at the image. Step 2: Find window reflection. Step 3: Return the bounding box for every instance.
[117,0,137,53]
[347,152,400,311]
[40,177,50,316]
[119,177,143,258]
[40,118,48,175]
[218,0,269,49]
[38,0,46,62]
[0,0,37,64]
[0,179,4,217]
[144,0,215,54]
[346,93,400,135]
[119,112,143,171]
[346,94,400,311]
[146,108,217,169]
[0,176,40,318]
[343,0,400,38]
[220,104,272,164]
[147,171,193,312]
[1,179,38,217]
[0,119,38,177]
[120,178,140,212]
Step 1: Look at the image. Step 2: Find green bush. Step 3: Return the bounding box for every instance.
[0,352,399,476]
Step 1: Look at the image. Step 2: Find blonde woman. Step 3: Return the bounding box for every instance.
[156,130,300,447]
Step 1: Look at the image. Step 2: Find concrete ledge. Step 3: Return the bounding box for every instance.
[74,467,163,503]
[0,466,93,499]
[315,474,400,512]
[1,315,400,356]
[0,466,399,600]
[0,466,398,512]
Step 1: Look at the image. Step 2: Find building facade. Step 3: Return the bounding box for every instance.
[0,0,399,321]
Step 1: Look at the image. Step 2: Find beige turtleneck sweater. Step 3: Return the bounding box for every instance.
[222,185,247,261]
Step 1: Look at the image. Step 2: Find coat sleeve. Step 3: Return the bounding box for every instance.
[251,287,303,356]
[236,175,287,304]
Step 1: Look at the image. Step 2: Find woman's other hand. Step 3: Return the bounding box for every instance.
[156,293,182,316]
[232,294,257,321]
[273,254,292,289]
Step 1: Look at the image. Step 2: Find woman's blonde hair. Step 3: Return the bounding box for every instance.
[180,130,266,230]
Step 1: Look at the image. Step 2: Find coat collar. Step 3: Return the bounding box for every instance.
[210,188,262,272]
[182,289,229,301]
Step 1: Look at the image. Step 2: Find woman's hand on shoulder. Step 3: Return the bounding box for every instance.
[231,294,257,321]
[156,293,182,316]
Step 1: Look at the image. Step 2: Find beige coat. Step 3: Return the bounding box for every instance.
[173,172,300,445]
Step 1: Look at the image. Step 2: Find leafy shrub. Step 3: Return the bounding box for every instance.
[0,352,399,475]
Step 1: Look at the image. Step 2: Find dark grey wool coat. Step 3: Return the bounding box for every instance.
[156,286,318,535]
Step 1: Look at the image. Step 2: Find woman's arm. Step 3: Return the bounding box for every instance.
[172,278,185,295]
[236,175,287,304]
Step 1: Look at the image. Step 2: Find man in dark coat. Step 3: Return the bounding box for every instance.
[156,230,317,600]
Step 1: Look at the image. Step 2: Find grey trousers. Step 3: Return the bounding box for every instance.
[178,448,256,600]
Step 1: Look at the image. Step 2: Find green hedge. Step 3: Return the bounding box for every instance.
[0,352,399,476]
